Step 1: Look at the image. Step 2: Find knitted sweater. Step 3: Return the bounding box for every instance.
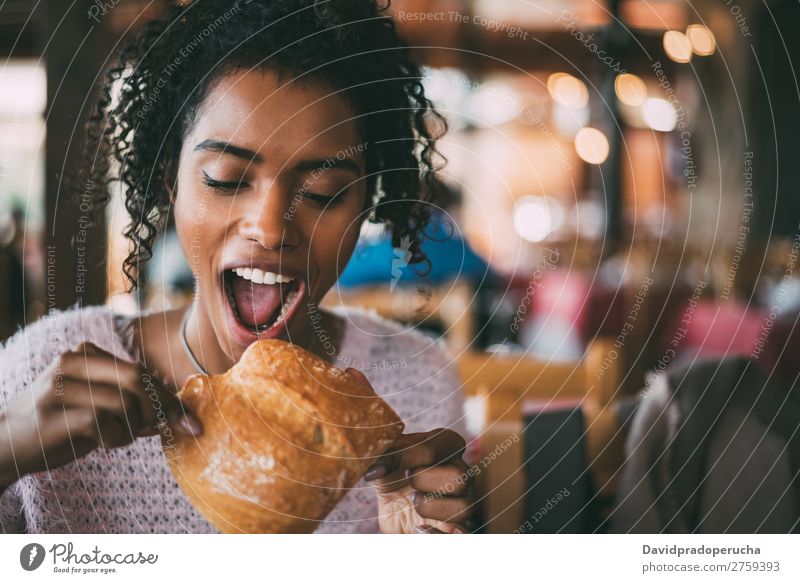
[0,305,466,533]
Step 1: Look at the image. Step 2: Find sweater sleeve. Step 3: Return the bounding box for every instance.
[0,483,25,533]
[0,315,52,534]
[0,306,135,409]
[0,306,133,534]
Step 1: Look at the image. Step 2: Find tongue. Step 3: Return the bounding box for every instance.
[231,276,283,328]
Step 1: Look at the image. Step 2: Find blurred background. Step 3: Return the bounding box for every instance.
[2,0,799,532]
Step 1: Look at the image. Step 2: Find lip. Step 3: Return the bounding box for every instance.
[218,257,309,347]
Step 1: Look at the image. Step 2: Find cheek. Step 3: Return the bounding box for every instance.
[307,204,364,282]
[173,186,216,277]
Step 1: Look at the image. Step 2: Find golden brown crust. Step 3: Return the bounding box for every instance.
[162,339,404,533]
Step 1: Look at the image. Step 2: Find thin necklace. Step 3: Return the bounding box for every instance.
[180,305,208,375]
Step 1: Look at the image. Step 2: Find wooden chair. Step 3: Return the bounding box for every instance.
[458,341,627,533]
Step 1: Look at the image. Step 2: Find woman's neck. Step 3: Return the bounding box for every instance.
[184,299,345,374]
[132,307,199,394]
[134,300,346,392]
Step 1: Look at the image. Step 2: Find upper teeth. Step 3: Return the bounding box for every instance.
[234,268,295,285]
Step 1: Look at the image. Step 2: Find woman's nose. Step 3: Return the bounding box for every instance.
[238,187,301,251]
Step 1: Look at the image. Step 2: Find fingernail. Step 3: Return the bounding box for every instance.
[364,464,388,481]
[178,412,203,436]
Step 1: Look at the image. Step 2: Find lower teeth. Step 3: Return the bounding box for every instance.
[274,290,298,325]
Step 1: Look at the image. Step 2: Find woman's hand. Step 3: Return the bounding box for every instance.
[365,428,474,534]
[0,342,201,489]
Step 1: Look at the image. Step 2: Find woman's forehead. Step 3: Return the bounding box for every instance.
[187,68,363,158]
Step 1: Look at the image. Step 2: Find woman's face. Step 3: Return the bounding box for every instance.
[173,68,368,363]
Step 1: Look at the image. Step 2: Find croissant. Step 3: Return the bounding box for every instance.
[161,339,404,533]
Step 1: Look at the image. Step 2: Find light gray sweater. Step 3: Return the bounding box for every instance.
[0,305,465,533]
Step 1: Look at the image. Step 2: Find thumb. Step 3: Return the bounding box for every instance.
[363,435,415,493]
[141,369,203,437]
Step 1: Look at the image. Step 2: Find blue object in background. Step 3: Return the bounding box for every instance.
[337,213,490,289]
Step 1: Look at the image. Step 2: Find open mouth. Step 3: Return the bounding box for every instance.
[222,267,306,337]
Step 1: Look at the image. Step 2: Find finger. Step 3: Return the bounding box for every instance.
[413,492,472,524]
[135,372,202,437]
[414,524,445,534]
[55,379,145,434]
[92,409,135,450]
[60,347,146,390]
[432,522,468,534]
[58,407,134,451]
[59,348,142,389]
[56,370,166,437]
[394,429,466,469]
[58,349,201,436]
[3,408,99,476]
[408,463,472,497]
[365,429,466,479]
[367,468,408,494]
[75,341,104,355]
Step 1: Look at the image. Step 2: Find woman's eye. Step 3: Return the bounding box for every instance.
[201,171,246,192]
[300,190,345,208]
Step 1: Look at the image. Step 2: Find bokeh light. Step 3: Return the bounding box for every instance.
[513,197,553,243]
[614,73,648,106]
[642,97,678,131]
[547,72,589,109]
[574,127,610,164]
[687,24,716,56]
[663,30,693,63]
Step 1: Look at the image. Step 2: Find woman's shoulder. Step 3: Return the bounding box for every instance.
[0,305,138,396]
[328,304,453,364]
[2,304,135,354]
[328,304,466,435]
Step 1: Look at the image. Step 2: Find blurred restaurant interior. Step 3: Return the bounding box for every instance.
[2,0,800,533]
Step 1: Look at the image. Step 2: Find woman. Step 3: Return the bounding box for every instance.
[0,0,470,534]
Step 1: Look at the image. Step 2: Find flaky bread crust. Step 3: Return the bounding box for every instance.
[162,339,404,533]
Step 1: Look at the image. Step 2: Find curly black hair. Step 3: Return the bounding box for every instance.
[78,0,446,289]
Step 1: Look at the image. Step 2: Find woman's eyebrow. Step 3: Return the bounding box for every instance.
[193,139,263,163]
[294,158,362,176]
[192,139,362,175]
